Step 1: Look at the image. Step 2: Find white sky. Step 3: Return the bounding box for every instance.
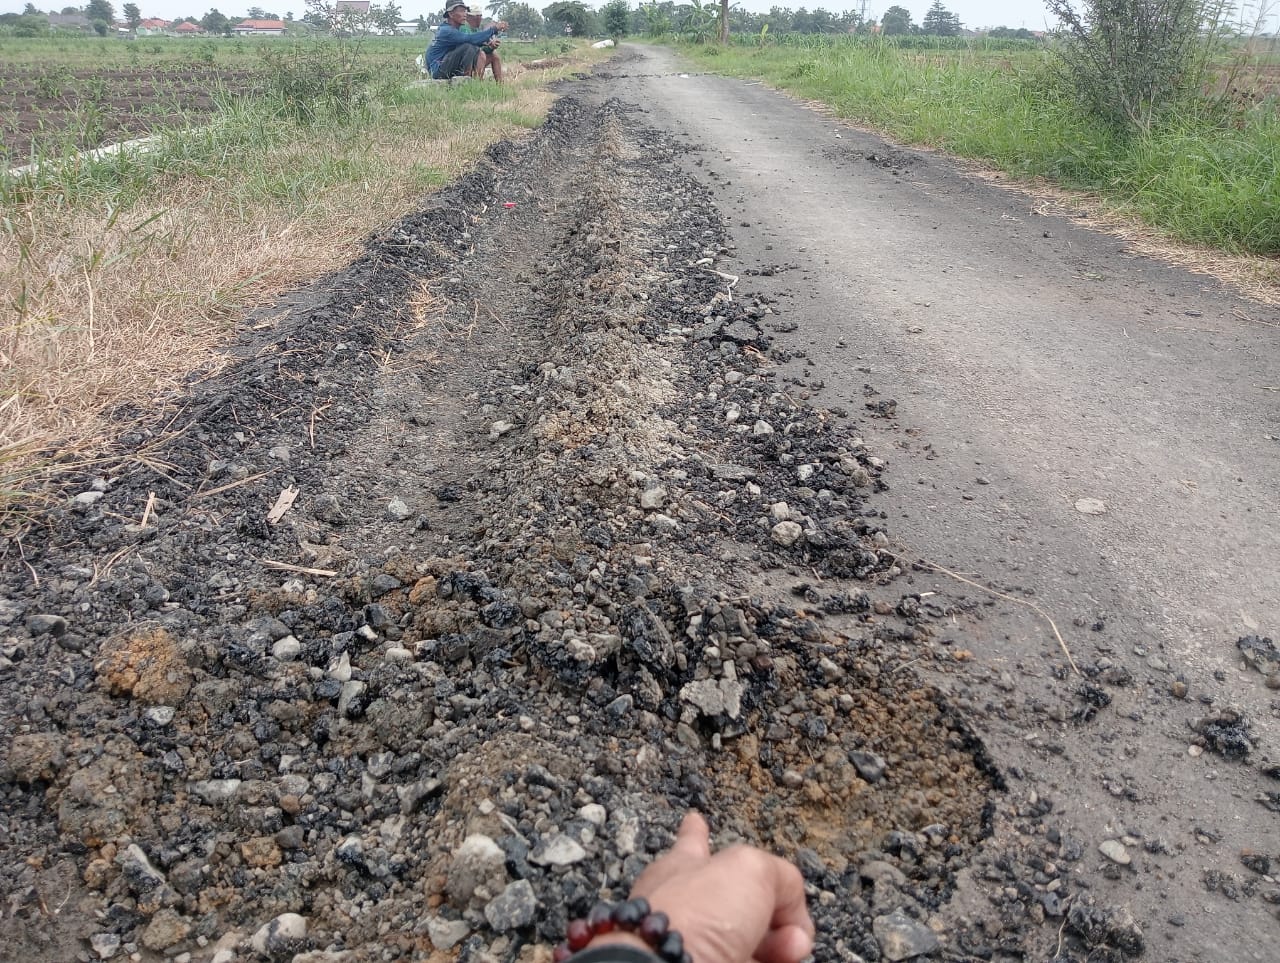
[3,0,1275,33]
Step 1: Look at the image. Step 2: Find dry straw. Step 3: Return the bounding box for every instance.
[0,59,581,516]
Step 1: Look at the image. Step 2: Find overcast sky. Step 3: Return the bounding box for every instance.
[4,0,1275,33]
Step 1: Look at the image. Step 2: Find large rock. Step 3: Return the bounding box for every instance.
[57,756,151,848]
[95,625,192,705]
[485,879,538,931]
[872,909,939,961]
[141,909,191,951]
[6,732,66,783]
[250,913,308,958]
[426,916,471,950]
[447,834,508,907]
[680,678,745,719]
[529,834,587,867]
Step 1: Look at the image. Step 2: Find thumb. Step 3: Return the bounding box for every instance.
[671,811,712,860]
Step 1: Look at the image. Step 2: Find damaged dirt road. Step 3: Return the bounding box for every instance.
[3,44,1277,963]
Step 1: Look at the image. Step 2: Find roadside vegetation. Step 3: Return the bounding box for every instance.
[672,8,1279,262]
[0,30,605,509]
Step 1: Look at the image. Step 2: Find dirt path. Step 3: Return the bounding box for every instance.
[594,45,1280,961]
[1,46,1276,963]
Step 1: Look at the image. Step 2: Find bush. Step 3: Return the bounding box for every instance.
[1045,0,1229,131]
[259,42,374,125]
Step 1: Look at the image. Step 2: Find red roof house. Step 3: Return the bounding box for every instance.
[232,19,288,35]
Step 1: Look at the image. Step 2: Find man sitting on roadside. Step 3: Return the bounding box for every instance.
[426,1,508,83]
[462,10,504,83]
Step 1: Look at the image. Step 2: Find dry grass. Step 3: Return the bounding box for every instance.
[0,52,598,507]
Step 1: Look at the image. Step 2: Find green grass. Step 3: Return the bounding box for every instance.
[680,37,1280,256]
[1,38,567,212]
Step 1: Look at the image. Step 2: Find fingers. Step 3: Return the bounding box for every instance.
[767,858,813,938]
[754,925,815,963]
[671,811,712,860]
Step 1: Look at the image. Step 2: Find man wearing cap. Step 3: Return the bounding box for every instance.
[462,9,504,83]
[426,2,509,82]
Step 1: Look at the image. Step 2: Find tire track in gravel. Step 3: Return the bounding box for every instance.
[2,87,1139,963]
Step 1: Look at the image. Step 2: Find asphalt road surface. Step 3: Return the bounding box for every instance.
[596,44,1280,963]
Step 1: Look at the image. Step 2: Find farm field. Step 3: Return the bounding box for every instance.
[0,35,605,486]
[0,64,260,163]
[0,34,525,165]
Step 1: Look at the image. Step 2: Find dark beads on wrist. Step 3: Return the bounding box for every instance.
[554,899,690,963]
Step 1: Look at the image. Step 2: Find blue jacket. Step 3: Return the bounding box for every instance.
[426,24,499,77]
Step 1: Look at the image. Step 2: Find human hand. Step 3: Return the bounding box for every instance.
[588,813,815,963]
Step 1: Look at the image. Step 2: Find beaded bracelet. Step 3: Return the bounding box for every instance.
[553,898,691,963]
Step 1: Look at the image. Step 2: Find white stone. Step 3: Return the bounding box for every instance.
[529,834,587,867]
[250,913,307,956]
[577,803,607,826]
[427,916,471,950]
[771,520,803,547]
[680,678,746,719]
[91,933,121,959]
[144,706,175,726]
[272,636,301,661]
[190,779,242,804]
[1098,839,1130,865]
[639,487,668,510]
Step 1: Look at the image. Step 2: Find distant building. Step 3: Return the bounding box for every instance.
[173,21,205,35]
[232,19,289,36]
[136,18,169,35]
[47,12,91,31]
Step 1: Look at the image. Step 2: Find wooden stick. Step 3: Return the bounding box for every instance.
[188,469,275,502]
[261,559,337,577]
[266,486,299,526]
[893,551,1081,676]
[139,491,156,529]
[309,402,332,449]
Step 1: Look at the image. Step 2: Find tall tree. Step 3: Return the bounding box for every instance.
[505,2,542,35]
[602,0,628,36]
[22,2,40,14]
[122,1,141,29]
[920,0,961,35]
[85,0,115,23]
[201,7,230,34]
[542,0,589,35]
[880,4,912,34]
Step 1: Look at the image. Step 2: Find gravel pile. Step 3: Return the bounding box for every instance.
[1,95,1147,963]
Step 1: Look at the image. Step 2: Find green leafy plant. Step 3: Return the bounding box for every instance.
[679,0,718,43]
[1045,0,1232,131]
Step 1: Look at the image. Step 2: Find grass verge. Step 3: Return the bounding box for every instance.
[678,39,1280,274]
[0,42,607,513]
